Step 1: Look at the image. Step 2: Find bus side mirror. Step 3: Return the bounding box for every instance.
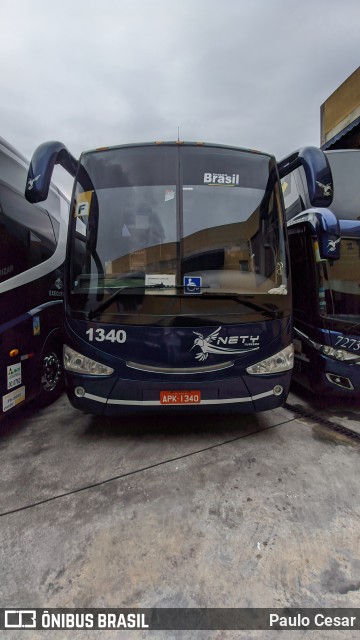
[278,146,333,208]
[288,208,341,260]
[25,141,78,203]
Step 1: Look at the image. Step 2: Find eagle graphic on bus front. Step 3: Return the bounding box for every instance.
[327,237,340,251]
[190,326,260,362]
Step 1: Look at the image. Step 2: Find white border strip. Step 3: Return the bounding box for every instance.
[0,192,68,295]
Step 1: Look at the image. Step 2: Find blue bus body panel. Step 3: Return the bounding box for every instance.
[291,219,360,397]
[0,299,63,416]
[64,317,292,414]
[294,325,360,396]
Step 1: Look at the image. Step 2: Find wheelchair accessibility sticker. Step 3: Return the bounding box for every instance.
[184,276,202,294]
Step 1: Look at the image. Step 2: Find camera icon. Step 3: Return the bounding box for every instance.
[5,610,37,629]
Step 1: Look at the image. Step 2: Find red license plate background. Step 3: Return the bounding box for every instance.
[160,391,201,405]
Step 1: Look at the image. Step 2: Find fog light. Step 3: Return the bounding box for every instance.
[325,374,354,390]
[75,386,85,397]
[273,385,283,396]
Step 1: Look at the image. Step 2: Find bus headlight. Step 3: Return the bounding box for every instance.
[246,344,294,375]
[63,345,114,375]
[316,344,360,362]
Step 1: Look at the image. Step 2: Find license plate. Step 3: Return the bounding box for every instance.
[160,390,201,405]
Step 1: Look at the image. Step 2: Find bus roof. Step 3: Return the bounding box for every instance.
[83,140,274,159]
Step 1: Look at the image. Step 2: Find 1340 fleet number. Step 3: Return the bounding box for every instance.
[85,328,127,343]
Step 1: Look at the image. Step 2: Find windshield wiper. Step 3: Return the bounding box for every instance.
[88,286,280,320]
[199,291,279,318]
[88,284,185,319]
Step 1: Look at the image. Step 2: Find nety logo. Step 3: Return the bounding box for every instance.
[191,326,259,362]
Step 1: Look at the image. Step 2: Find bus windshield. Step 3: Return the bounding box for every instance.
[68,144,287,319]
[319,236,360,322]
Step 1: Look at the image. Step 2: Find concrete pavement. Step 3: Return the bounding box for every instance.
[0,389,359,639]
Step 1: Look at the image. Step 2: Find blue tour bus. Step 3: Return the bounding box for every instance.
[282,148,360,396]
[25,141,331,415]
[0,137,68,421]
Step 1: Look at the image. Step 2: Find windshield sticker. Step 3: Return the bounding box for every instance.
[204,172,240,186]
[184,276,201,294]
[165,189,175,202]
[191,326,259,362]
[75,191,93,218]
[313,240,324,263]
[145,274,176,288]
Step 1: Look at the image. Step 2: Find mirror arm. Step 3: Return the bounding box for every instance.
[25,141,78,203]
[278,146,333,208]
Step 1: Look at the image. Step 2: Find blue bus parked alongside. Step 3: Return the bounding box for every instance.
[0,137,68,422]
[282,149,360,396]
[25,141,332,415]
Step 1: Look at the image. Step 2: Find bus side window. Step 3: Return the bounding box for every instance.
[0,184,28,282]
[0,183,57,281]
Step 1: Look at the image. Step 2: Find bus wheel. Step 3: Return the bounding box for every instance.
[37,343,64,406]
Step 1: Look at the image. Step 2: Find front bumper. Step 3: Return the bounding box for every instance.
[65,371,292,416]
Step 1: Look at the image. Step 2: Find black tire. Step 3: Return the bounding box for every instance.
[36,340,64,407]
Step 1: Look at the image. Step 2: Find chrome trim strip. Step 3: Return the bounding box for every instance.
[82,392,107,404]
[28,300,63,315]
[82,389,275,406]
[126,360,234,375]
